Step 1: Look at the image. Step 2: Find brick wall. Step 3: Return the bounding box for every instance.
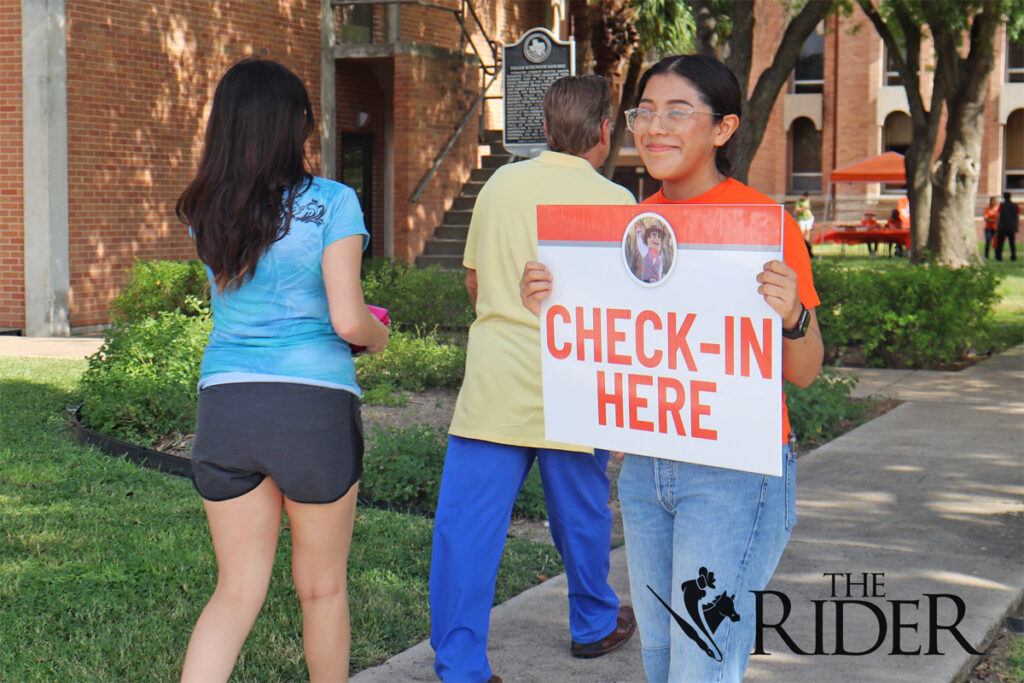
[0,0,22,329]
[392,49,478,262]
[64,0,323,327]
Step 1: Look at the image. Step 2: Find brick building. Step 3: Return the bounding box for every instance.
[7,1,1022,335]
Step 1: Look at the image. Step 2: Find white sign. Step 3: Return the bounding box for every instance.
[538,204,785,476]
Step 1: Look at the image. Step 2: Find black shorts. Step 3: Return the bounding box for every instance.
[190,382,363,503]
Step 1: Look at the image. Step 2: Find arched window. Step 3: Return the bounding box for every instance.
[882,112,912,193]
[793,25,825,93]
[1006,109,1024,191]
[791,117,821,193]
[883,111,912,155]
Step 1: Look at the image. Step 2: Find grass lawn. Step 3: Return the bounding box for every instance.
[0,356,562,681]
[811,244,1024,352]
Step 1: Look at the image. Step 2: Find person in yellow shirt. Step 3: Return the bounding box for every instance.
[429,76,638,683]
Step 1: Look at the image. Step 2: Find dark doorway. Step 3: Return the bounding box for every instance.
[341,133,374,256]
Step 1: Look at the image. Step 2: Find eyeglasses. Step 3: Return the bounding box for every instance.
[624,107,722,134]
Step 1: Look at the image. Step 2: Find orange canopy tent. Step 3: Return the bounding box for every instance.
[830,151,906,183]
[826,151,907,222]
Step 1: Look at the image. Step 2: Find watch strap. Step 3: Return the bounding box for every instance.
[782,304,809,340]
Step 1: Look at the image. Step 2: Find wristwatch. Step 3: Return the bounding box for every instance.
[782,304,810,340]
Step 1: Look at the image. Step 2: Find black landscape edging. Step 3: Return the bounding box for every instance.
[67,409,437,517]
[67,408,192,479]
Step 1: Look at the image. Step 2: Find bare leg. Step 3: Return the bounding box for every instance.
[181,478,283,683]
[285,484,359,682]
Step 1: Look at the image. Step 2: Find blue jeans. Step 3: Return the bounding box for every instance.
[430,436,620,682]
[618,447,796,683]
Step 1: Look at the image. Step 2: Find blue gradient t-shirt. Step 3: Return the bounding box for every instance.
[198,176,368,395]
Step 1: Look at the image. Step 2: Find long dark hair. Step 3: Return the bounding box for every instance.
[177,57,315,292]
[635,54,742,177]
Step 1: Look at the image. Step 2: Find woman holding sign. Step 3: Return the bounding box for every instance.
[521,54,823,682]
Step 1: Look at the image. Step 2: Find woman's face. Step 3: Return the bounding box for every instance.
[633,73,729,185]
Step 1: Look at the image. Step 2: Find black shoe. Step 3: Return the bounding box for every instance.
[570,605,638,659]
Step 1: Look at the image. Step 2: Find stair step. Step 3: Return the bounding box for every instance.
[443,210,472,226]
[480,129,504,144]
[416,253,464,270]
[423,239,467,256]
[481,154,511,170]
[470,168,495,183]
[435,225,469,240]
[461,182,484,197]
[452,196,476,211]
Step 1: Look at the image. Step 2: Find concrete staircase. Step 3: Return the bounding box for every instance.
[415,130,514,269]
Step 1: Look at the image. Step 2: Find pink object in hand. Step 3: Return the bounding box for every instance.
[350,305,390,355]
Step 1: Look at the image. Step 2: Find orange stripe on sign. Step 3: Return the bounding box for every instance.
[537,204,782,246]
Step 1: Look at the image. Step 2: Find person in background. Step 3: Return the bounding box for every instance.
[995,191,1019,262]
[794,191,814,256]
[983,196,1000,259]
[177,58,389,683]
[861,211,880,257]
[521,53,823,683]
[429,75,638,683]
[886,208,905,257]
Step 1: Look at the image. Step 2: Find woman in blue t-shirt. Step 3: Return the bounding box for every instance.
[177,58,389,682]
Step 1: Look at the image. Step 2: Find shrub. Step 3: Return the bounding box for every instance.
[109,259,208,324]
[361,258,474,332]
[356,330,465,392]
[80,301,211,445]
[812,261,1000,367]
[362,424,547,520]
[785,368,865,446]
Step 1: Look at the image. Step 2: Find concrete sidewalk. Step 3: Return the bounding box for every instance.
[355,346,1024,683]
[0,335,102,360]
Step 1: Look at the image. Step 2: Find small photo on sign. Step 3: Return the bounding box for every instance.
[623,212,676,286]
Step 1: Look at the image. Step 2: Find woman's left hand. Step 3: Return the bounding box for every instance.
[756,260,802,330]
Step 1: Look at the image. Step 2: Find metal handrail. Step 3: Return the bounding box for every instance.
[410,70,498,203]
[331,0,503,203]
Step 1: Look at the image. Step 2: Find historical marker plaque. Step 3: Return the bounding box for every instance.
[503,27,575,159]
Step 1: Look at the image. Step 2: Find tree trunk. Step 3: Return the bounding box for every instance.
[602,49,644,178]
[904,131,935,262]
[925,1,1000,266]
[928,141,984,265]
[727,0,833,182]
[856,0,944,264]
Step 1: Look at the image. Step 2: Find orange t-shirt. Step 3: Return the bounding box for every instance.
[644,179,821,444]
[984,206,999,230]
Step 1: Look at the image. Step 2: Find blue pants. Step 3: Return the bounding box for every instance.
[618,448,796,683]
[429,435,620,682]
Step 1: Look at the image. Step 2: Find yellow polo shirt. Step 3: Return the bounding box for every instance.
[448,151,636,451]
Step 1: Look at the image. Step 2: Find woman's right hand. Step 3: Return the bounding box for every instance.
[364,318,390,355]
[520,261,553,317]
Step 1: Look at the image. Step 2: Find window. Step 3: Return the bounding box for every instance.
[884,45,903,87]
[883,111,912,156]
[790,117,821,193]
[340,4,373,44]
[882,111,912,193]
[793,25,824,94]
[1008,34,1024,83]
[341,133,375,255]
[1006,109,1024,191]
